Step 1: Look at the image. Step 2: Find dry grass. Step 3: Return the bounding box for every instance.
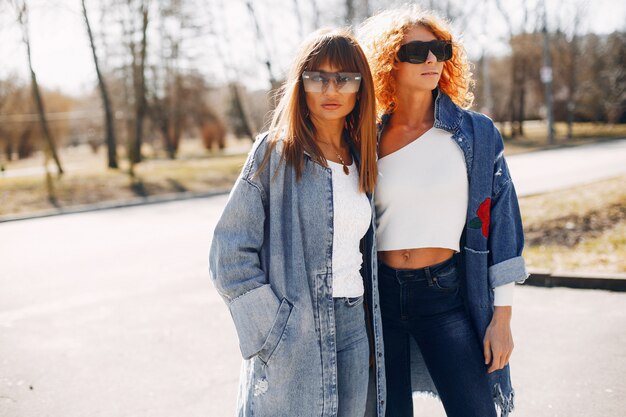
[519,175,626,273]
[500,121,626,155]
[500,121,626,141]
[1,138,249,217]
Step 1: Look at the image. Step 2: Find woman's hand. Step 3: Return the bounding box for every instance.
[483,306,513,373]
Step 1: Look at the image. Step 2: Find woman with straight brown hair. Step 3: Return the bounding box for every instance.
[209,28,387,417]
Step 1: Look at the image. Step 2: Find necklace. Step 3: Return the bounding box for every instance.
[316,139,350,175]
[334,152,350,175]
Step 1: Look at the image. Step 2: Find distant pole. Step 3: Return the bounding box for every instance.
[480,0,493,117]
[541,0,555,144]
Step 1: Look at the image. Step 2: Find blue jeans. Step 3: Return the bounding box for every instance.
[378,257,497,417]
[334,296,370,417]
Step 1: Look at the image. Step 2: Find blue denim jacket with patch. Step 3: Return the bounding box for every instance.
[378,89,528,417]
[209,135,386,417]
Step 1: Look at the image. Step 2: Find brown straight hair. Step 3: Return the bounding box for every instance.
[260,28,377,193]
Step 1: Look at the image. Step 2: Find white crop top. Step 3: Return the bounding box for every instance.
[328,161,371,298]
[375,127,468,252]
[375,127,515,306]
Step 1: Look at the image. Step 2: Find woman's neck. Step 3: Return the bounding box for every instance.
[310,116,346,149]
[391,89,435,129]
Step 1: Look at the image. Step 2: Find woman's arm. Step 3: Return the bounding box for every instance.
[484,124,527,372]
[484,305,513,373]
[209,141,282,360]
[487,126,528,287]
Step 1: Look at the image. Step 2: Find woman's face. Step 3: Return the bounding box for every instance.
[393,25,444,92]
[304,62,358,125]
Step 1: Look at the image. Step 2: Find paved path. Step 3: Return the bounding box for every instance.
[1,140,625,416]
[506,138,626,196]
[1,196,625,416]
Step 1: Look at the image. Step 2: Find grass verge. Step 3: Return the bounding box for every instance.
[1,151,247,217]
[520,175,626,274]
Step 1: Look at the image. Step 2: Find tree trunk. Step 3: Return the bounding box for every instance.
[566,35,578,139]
[12,1,63,172]
[245,0,276,86]
[82,0,118,169]
[131,3,149,165]
[346,0,355,23]
[508,56,518,139]
[292,0,304,38]
[310,0,320,28]
[17,126,33,159]
[517,57,526,137]
[21,11,63,174]
[230,83,256,140]
[163,129,176,159]
[4,140,13,161]
[494,0,531,140]
[209,1,259,140]
[156,111,177,160]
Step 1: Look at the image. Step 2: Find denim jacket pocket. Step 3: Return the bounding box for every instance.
[257,298,293,365]
[432,266,460,292]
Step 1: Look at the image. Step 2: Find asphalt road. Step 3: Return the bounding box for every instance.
[506,138,626,197]
[1,140,625,416]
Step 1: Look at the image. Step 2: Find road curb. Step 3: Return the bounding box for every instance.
[525,270,626,292]
[0,189,231,223]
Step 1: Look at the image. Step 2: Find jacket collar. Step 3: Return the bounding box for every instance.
[379,88,463,135]
[432,89,463,132]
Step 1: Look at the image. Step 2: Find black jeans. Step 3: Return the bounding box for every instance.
[378,256,497,417]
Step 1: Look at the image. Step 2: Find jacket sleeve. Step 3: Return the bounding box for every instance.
[487,125,529,288]
[208,142,282,359]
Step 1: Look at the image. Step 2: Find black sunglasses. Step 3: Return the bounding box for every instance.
[397,40,453,64]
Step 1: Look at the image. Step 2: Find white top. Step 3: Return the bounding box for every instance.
[328,160,371,298]
[375,127,468,252]
[375,127,515,306]
[494,282,515,306]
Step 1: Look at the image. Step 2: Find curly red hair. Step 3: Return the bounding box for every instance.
[358,5,474,115]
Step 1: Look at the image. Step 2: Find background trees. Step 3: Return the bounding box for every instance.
[0,0,624,168]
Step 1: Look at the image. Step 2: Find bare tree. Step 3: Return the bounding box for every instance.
[10,0,64,175]
[346,0,355,23]
[244,0,278,87]
[601,32,626,123]
[82,0,119,168]
[558,2,587,138]
[203,0,260,140]
[0,77,30,161]
[346,0,373,25]
[292,0,305,38]
[147,0,187,159]
[494,0,539,138]
[310,0,321,28]
[565,32,578,138]
[131,0,150,166]
[114,0,151,171]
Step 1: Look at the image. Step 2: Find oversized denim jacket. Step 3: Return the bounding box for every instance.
[209,135,386,417]
[378,89,528,417]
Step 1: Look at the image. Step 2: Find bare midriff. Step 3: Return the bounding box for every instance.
[378,247,455,269]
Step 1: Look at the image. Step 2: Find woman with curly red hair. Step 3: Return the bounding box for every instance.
[359,6,527,417]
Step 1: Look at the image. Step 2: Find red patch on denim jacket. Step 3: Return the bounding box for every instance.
[469,198,491,238]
